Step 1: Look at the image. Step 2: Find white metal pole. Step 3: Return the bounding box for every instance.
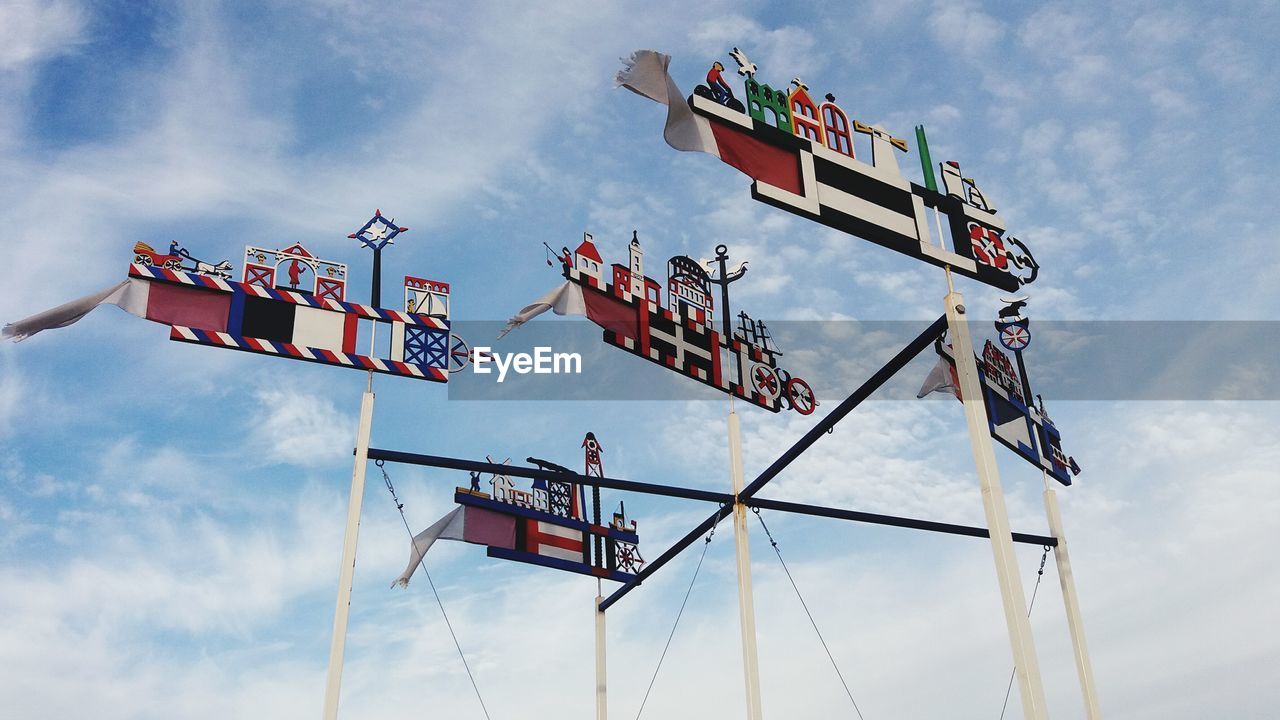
[322,389,376,720]
[728,409,765,720]
[595,594,608,720]
[945,289,1050,720]
[1042,471,1102,719]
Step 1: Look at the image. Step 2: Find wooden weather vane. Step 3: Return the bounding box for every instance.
[509,230,818,414]
[395,432,644,587]
[6,214,474,381]
[4,213,477,720]
[617,47,1096,720]
[619,48,1041,293]
[348,209,408,308]
[920,321,1082,486]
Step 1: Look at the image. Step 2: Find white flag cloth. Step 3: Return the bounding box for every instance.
[3,280,146,342]
[917,356,961,399]
[393,507,466,588]
[497,281,587,338]
[615,49,717,154]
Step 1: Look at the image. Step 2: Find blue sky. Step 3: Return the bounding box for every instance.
[1,1,1278,718]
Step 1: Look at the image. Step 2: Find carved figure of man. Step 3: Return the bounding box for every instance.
[287,259,303,288]
[707,62,734,104]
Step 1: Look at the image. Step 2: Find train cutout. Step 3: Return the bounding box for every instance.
[127,236,470,382]
[452,433,644,582]
[622,48,1039,292]
[555,231,817,415]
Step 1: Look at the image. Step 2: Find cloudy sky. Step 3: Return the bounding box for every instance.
[1,1,1277,718]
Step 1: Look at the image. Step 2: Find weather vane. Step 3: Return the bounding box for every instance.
[394,431,643,589]
[503,230,817,414]
[348,209,408,308]
[615,46,1097,720]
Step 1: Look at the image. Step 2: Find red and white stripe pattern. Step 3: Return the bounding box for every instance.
[129,263,236,291]
[169,325,448,382]
[524,519,584,563]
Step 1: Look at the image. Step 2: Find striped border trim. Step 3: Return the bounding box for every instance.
[129,264,236,291]
[169,325,448,383]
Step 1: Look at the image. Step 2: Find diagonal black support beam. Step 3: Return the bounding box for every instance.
[746,497,1056,546]
[366,448,735,505]
[602,316,948,611]
[739,314,946,500]
[599,504,733,612]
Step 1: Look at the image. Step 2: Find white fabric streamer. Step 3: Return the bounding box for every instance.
[3,279,148,342]
[615,49,717,154]
[497,281,587,339]
[393,507,465,588]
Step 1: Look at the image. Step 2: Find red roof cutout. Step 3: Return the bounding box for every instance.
[576,239,603,263]
[280,243,315,258]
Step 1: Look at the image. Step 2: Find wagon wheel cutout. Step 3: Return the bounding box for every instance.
[134,253,152,266]
[447,335,472,373]
[749,362,782,400]
[786,377,817,415]
[998,324,1031,352]
[162,258,182,271]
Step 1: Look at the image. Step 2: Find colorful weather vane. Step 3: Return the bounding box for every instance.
[921,298,1081,486]
[7,213,473,380]
[618,48,1040,292]
[514,230,817,414]
[348,209,408,310]
[395,432,644,587]
[616,48,1078,470]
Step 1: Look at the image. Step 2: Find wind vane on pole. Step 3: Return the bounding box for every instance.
[349,209,408,309]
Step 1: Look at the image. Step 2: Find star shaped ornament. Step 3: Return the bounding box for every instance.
[348,210,408,250]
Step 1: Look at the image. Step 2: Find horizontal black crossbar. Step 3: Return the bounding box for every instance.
[366,448,735,505]
[746,497,1056,547]
[601,315,951,610]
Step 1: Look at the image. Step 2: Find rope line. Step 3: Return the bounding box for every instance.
[380,462,493,720]
[997,545,1052,720]
[634,510,723,720]
[752,507,866,720]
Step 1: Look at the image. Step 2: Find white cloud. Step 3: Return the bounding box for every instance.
[249,386,355,467]
[688,17,823,81]
[0,357,22,438]
[928,0,1005,60]
[0,0,85,70]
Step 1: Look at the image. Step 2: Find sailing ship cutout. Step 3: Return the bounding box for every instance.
[506,231,817,414]
[618,49,1040,292]
[396,433,644,587]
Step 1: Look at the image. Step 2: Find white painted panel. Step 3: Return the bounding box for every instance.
[293,305,347,351]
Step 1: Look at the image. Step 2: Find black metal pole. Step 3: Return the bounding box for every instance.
[740,314,947,500]
[715,245,733,342]
[746,497,1056,546]
[371,246,382,308]
[601,315,946,611]
[1014,347,1034,409]
[593,485,603,568]
[365,448,735,505]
